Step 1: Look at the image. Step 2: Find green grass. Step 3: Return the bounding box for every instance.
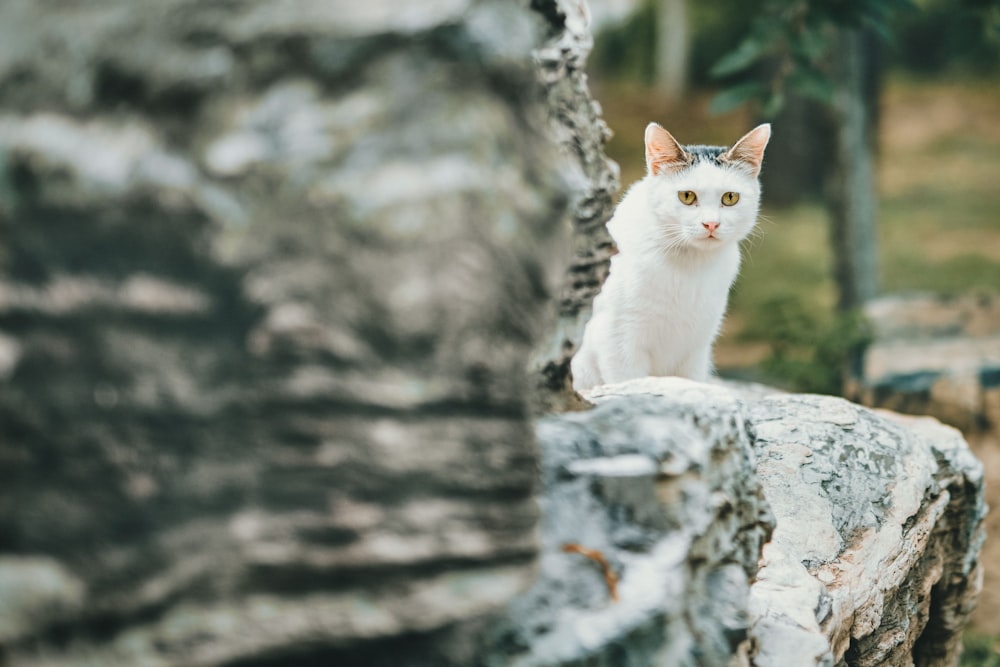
[963,632,1000,666]
[731,204,835,321]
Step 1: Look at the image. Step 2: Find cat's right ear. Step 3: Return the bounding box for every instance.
[723,123,771,177]
[645,123,690,176]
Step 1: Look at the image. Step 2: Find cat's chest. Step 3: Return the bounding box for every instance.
[623,249,738,315]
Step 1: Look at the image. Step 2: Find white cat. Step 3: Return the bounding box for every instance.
[571,122,771,391]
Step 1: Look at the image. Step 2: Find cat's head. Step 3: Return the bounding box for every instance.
[642,123,770,252]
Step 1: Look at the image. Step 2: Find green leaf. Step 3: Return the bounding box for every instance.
[861,14,894,41]
[790,25,830,61]
[710,36,770,78]
[709,82,765,115]
[761,90,786,117]
[788,66,835,104]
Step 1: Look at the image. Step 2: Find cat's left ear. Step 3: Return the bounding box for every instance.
[722,124,771,178]
[645,123,691,176]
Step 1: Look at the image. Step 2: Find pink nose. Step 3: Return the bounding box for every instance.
[702,221,719,232]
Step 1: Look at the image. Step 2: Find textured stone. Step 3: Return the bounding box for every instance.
[530,0,621,408]
[849,292,1000,434]
[483,378,773,666]
[0,1,569,665]
[486,377,984,667]
[0,1,987,666]
[849,291,1000,635]
[747,394,984,667]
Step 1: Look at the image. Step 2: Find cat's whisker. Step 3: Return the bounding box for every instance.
[656,233,691,254]
[755,213,777,229]
[744,227,766,247]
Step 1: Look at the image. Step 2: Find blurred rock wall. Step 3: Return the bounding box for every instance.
[0,1,578,665]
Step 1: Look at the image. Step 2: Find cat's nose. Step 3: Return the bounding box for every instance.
[702,221,719,232]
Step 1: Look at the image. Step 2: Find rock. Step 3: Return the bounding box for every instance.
[486,377,984,667]
[556,378,986,667]
[849,292,1000,434]
[746,393,984,667]
[0,1,570,665]
[485,378,774,666]
[849,291,1000,635]
[0,1,986,666]
[530,0,621,409]
[0,557,85,644]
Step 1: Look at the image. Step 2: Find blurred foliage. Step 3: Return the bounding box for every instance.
[706,0,915,115]
[592,0,1000,105]
[592,3,1000,391]
[592,0,752,87]
[962,632,1000,666]
[591,1,658,85]
[891,0,1000,73]
[740,293,871,394]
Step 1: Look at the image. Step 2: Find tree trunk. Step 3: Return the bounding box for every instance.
[826,28,881,310]
[759,95,832,207]
[654,0,689,100]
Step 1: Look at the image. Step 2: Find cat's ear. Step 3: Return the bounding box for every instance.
[645,123,690,176]
[722,124,771,177]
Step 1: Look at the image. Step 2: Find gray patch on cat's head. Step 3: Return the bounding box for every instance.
[682,143,758,177]
[683,144,727,166]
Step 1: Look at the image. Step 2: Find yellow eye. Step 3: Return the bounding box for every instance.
[678,190,697,206]
[721,192,740,206]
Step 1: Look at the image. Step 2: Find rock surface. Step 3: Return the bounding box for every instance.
[531,378,983,667]
[0,1,572,665]
[849,291,1000,634]
[531,0,620,409]
[485,379,774,666]
[747,394,984,667]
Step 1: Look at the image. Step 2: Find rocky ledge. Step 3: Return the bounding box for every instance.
[492,377,985,667]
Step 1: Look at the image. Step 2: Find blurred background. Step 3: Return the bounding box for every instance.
[589,0,999,389]
[585,0,1000,661]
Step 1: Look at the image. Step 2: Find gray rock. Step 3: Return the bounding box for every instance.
[849,293,1000,635]
[530,0,621,409]
[849,292,1000,434]
[0,1,570,665]
[555,378,984,667]
[480,376,984,666]
[484,378,773,667]
[746,393,984,667]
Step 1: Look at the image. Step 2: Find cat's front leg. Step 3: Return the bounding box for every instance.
[676,344,714,382]
[599,341,653,385]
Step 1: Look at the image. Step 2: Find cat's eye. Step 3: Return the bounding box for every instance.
[721,192,740,206]
[678,191,697,206]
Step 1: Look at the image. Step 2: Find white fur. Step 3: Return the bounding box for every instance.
[572,158,763,391]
